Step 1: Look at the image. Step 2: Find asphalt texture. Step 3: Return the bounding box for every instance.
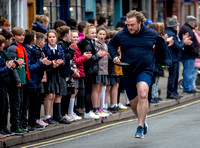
[15,99,200,148]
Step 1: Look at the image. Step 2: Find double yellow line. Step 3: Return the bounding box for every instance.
[21,99,200,148]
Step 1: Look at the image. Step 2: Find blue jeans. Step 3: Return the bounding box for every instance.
[182,59,195,92]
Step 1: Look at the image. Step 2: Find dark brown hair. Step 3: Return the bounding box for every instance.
[0,29,13,40]
[78,21,87,33]
[36,32,46,43]
[53,20,66,30]
[96,26,107,34]
[56,26,70,40]
[24,29,36,45]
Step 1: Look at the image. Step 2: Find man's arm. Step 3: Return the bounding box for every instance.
[108,34,120,61]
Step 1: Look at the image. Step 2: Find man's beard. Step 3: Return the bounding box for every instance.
[129,26,140,35]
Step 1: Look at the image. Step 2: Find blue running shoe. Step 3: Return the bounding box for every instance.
[143,120,148,135]
[135,126,144,139]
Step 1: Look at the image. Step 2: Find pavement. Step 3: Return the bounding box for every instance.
[1,69,200,148]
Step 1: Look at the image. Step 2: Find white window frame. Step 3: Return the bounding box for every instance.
[7,0,27,29]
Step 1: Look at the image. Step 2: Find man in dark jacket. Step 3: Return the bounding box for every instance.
[165,18,192,99]
[179,16,199,93]
[108,10,171,139]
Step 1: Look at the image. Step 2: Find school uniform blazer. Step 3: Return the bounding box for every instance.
[23,44,44,88]
[57,40,74,78]
[0,54,9,89]
[42,43,65,83]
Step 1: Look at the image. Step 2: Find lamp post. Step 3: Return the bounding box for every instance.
[49,0,53,29]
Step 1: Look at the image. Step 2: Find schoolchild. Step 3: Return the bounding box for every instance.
[93,26,109,117]
[0,34,15,136]
[71,30,92,117]
[66,30,91,120]
[7,27,30,133]
[105,30,125,113]
[56,26,81,121]
[77,24,107,119]
[43,29,70,124]
[22,30,50,131]
[32,32,49,127]
[32,15,49,34]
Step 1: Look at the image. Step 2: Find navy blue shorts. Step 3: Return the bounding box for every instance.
[123,71,153,101]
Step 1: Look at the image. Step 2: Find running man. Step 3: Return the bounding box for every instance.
[108,10,171,139]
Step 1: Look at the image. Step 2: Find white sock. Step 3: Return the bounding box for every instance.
[44,115,51,120]
[100,86,106,109]
[110,104,117,108]
[104,103,108,109]
[124,90,130,104]
[68,98,75,115]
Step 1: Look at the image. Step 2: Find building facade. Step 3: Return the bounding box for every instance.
[1,0,200,30]
[0,0,27,29]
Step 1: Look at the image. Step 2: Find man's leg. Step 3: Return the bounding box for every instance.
[129,96,138,116]
[136,82,149,127]
[182,59,195,92]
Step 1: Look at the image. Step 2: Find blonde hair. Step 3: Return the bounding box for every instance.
[12,27,25,36]
[126,10,146,24]
[107,30,118,39]
[0,35,5,46]
[35,15,49,25]
[84,23,96,37]
[157,22,165,36]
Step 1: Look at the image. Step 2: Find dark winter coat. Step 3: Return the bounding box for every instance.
[57,40,74,78]
[165,27,185,63]
[77,37,101,76]
[32,21,48,34]
[179,22,199,59]
[23,44,43,88]
[0,54,9,89]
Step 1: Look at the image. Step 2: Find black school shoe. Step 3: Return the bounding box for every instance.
[57,118,71,124]
[44,118,59,125]
[2,128,15,136]
[31,123,45,130]
[22,125,36,132]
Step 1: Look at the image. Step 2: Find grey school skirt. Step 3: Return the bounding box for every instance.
[107,75,120,86]
[92,75,109,85]
[74,78,85,89]
[44,73,67,96]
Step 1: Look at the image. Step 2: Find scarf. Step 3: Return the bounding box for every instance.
[15,43,30,81]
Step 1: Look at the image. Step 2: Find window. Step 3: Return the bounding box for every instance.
[70,0,85,21]
[0,0,26,29]
[43,0,60,29]
[96,0,115,29]
[0,0,9,19]
[141,0,151,19]
[156,0,164,22]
